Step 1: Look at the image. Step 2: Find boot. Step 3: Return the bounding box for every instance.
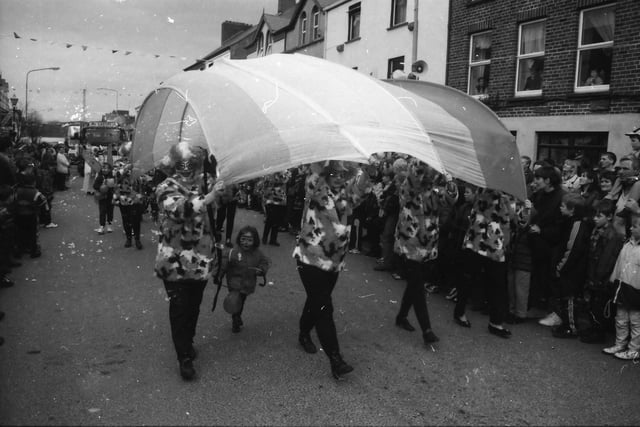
[124,238,132,248]
[298,332,318,354]
[135,239,143,250]
[328,352,354,380]
[179,358,195,380]
[395,315,416,332]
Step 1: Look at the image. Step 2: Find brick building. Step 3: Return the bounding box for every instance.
[447,0,640,166]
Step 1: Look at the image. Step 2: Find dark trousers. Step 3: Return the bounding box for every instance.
[397,257,433,332]
[262,204,286,244]
[455,250,508,325]
[119,204,142,239]
[15,214,39,255]
[216,201,237,242]
[163,280,207,361]
[54,172,67,190]
[98,198,114,226]
[298,262,340,356]
[39,197,52,225]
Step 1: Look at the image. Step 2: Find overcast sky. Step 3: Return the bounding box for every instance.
[0,0,279,122]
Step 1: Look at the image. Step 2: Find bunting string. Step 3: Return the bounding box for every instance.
[3,32,195,63]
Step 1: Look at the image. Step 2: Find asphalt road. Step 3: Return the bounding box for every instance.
[1,172,639,426]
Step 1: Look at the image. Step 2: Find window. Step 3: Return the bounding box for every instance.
[387,56,404,79]
[256,32,264,56]
[300,12,307,45]
[575,5,614,91]
[468,32,491,96]
[537,132,608,167]
[266,32,272,54]
[391,0,407,27]
[516,20,545,95]
[348,3,361,41]
[312,7,320,39]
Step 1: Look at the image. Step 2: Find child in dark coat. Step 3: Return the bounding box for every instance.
[14,167,47,258]
[550,192,593,338]
[580,199,624,343]
[93,162,115,235]
[217,226,271,333]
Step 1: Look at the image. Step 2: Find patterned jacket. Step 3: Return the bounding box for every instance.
[262,172,289,206]
[220,246,271,295]
[394,160,457,262]
[463,189,514,263]
[113,162,143,207]
[293,164,369,272]
[154,176,215,282]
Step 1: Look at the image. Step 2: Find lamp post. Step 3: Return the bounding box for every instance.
[25,67,60,123]
[97,87,119,112]
[10,94,18,143]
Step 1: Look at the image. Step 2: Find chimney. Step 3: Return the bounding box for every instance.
[221,21,252,45]
[278,0,296,14]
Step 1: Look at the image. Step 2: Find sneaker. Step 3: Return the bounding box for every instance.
[614,350,639,361]
[124,238,132,248]
[445,287,458,300]
[603,344,627,355]
[97,226,105,235]
[425,284,440,294]
[538,312,562,327]
[45,223,58,228]
[423,329,440,344]
[106,224,113,233]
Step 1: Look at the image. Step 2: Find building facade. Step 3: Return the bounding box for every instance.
[324,0,448,83]
[447,0,640,165]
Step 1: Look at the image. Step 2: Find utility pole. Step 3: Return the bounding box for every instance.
[82,88,86,121]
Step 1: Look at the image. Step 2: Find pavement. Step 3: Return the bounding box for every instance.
[0,171,639,426]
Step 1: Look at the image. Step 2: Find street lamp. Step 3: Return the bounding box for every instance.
[97,87,119,112]
[10,94,18,143]
[25,67,60,122]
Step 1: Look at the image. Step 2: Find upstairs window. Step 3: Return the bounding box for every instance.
[468,32,491,96]
[391,0,407,27]
[312,7,320,39]
[515,20,546,96]
[266,32,272,54]
[575,5,614,92]
[256,32,264,56]
[300,12,307,45]
[348,3,361,41]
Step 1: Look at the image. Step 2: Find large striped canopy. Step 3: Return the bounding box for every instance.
[131,53,526,199]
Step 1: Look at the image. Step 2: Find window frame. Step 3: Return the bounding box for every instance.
[391,0,407,27]
[256,32,264,56]
[348,3,361,41]
[574,4,614,93]
[266,32,272,54]
[300,12,307,45]
[536,131,608,167]
[467,31,492,97]
[387,55,405,79]
[514,19,546,97]
[312,7,320,39]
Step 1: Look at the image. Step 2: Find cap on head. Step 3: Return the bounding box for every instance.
[625,127,640,138]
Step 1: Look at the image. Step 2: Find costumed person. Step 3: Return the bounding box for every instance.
[113,142,144,249]
[394,158,457,345]
[217,225,271,333]
[293,160,372,380]
[155,141,219,381]
[261,171,289,246]
[93,162,115,234]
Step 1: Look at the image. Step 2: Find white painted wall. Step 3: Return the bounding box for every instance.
[324,0,448,82]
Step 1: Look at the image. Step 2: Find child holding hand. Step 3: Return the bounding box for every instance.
[218,226,271,333]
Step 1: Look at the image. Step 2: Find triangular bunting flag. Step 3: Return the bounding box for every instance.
[30,38,37,41]
[112,50,118,54]
[154,54,160,58]
[82,45,88,51]
[13,32,20,39]
[124,51,131,55]
[66,43,72,48]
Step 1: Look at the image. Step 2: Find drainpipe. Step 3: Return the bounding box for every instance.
[411,0,419,64]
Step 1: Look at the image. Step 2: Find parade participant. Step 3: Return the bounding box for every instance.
[113,142,144,249]
[14,164,47,259]
[293,160,371,380]
[93,162,115,235]
[217,225,271,333]
[454,188,514,338]
[261,171,288,246]
[215,182,239,247]
[155,141,219,381]
[394,158,457,345]
[54,144,70,191]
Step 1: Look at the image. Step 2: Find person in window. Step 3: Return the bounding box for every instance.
[524,65,543,91]
[584,69,604,86]
[475,77,487,95]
